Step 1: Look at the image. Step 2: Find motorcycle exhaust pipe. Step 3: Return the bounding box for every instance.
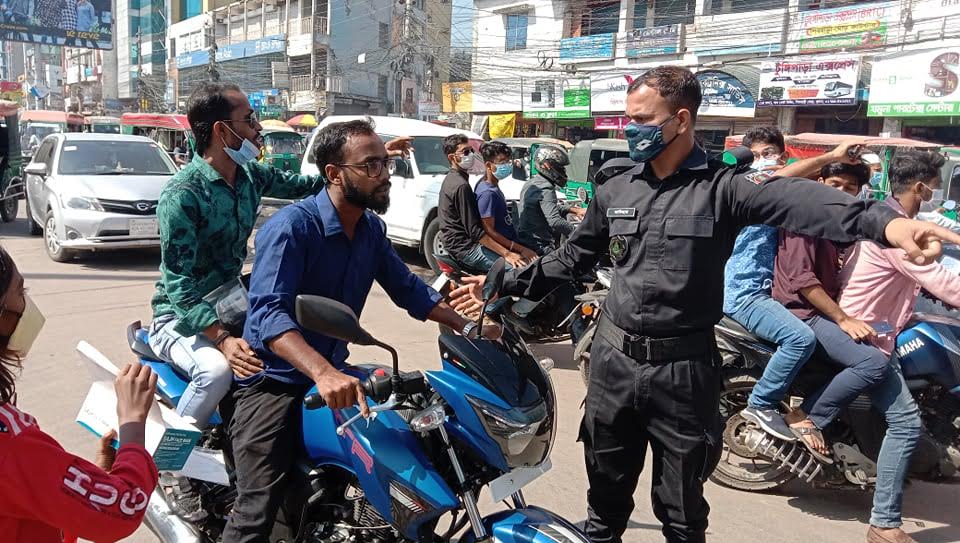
[144,487,204,543]
[742,427,824,483]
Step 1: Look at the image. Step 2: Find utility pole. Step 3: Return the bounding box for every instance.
[394,0,415,117]
[206,22,219,82]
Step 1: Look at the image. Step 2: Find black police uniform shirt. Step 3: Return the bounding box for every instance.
[502,145,899,338]
[438,168,485,262]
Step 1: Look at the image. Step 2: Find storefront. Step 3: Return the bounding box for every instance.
[695,67,773,153]
[521,76,593,141]
[868,48,960,145]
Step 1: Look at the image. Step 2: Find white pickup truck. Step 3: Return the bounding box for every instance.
[301,115,528,273]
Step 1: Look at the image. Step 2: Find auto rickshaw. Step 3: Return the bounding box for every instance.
[942,147,960,217]
[259,123,304,172]
[564,138,629,205]
[84,116,121,134]
[19,110,84,156]
[0,109,24,223]
[120,113,194,163]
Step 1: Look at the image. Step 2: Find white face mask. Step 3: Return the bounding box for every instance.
[751,158,779,171]
[5,295,45,355]
[458,152,486,175]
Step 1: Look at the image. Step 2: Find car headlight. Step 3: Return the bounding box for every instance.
[63,195,104,211]
[467,395,553,469]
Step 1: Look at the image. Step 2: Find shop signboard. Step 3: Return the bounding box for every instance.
[688,9,785,56]
[523,77,591,119]
[758,58,859,106]
[594,116,629,131]
[441,80,521,113]
[559,34,616,64]
[791,1,898,53]
[176,34,286,69]
[418,100,440,117]
[0,0,113,49]
[590,72,641,113]
[696,71,756,117]
[867,48,960,117]
[624,24,681,57]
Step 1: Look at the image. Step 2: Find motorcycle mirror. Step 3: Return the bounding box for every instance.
[295,295,376,346]
[483,258,507,302]
[943,199,957,211]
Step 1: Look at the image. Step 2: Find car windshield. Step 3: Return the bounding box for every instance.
[267,135,304,155]
[91,124,120,134]
[408,136,451,175]
[58,140,177,175]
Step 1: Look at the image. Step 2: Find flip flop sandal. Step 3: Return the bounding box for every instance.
[790,426,834,465]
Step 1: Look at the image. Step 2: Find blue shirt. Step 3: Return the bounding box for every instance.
[76,1,95,30]
[475,180,516,241]
[243,189,442,385]
[722,224,778,314]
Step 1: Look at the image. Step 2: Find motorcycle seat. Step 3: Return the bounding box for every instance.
[132,327,164,362]
[434,253,489,276]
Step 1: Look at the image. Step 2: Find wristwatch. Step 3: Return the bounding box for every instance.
[461,321,478,338]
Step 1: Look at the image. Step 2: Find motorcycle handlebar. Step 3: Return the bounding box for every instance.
[303,370,394,410]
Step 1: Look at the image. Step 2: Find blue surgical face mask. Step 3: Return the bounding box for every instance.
[221,122,261,166]
[624,113,678,163]
[869,171,883,186]
[493,162,513,180]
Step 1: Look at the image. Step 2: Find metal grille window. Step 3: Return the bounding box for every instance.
[654,0,695,26]
[505,12,528,51]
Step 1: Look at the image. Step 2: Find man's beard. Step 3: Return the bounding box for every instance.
[344,178,391,214]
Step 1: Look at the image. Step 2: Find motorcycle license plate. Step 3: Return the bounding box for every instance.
[129,218,159,237]
[488,459,552,503]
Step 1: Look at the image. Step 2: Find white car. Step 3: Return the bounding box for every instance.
[24,133,177,262]
[302,116,527,273]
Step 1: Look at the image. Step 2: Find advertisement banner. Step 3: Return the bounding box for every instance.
[401,78,418,118]
[688,9,784,56]
[488,113,516,139]
[0,0,114,49]
[590,72,641,113]
[176,34,286,69]
[441,80,521,113]
[559,34,615,63]
[696,71,756,118]
[594,116,629,131]
[0,81,24,102]
[624,24,681,57]
[868,49,960,117]
[523,77,590,119]
[791,1,898,53]
[758,58,859,106]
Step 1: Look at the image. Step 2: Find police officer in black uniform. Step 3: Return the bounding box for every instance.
[452,66,960,543]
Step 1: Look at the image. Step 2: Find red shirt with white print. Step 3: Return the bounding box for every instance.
[0,403,159,542]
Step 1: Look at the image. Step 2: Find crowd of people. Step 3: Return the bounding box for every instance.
[2,65,960,543]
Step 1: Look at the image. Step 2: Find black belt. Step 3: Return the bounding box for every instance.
[596,315,715,362]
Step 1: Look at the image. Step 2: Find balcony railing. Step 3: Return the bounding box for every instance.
[287,16,329,37]
[290,74,342,93]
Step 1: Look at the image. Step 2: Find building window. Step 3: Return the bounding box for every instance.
[505,12,528,51]
[633,0,647,28]
[169,37,176,59]
[582,1,619,36]
[654,0,695,26]
[378,22,389,48]
[378,75,388,99]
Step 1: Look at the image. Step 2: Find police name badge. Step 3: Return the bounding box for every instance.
[606,208,637,218]
[610,236,628,263]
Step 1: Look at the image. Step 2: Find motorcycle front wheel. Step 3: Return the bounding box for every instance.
[710,370,798,492]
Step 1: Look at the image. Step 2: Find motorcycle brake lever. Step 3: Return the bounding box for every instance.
[335,395,401,436]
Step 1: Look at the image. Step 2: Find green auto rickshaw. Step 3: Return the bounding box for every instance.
[564,138,629,206]
[260,125,305,172]
[0,109,24,223]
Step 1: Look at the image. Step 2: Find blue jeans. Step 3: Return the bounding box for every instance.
[457,244,511,273]
[868,364,921,528]
[149,314,232,428]
[728,294,816,410]
[801,315,892,429]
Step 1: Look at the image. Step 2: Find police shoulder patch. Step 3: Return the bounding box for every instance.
[743,171,774,186]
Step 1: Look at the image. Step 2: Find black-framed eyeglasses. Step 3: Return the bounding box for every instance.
[337,158,397,178]
[222,111,259,128]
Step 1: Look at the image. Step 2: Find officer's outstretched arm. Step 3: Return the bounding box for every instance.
[502,195,609,301]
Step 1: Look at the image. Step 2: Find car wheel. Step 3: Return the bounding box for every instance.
[423,216,445,275]
[25,197,42,236]
[0,192,17,223]
[44,209,75,262]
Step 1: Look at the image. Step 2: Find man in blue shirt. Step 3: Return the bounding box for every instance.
[224,119,499,541]
[476,141,537,266]
[724,127,864,442]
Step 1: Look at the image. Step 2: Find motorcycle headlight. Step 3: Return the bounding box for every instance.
[467,395,554,469]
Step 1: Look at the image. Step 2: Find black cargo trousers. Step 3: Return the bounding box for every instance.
[580,333,724,543]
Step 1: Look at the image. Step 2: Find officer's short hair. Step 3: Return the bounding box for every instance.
[819,162,871,188]
[888,150,946,195]
[627,66,701,121]
[742,127,785,154]
[313,119,378,177]
[480,141,511,162]
[443,133,469,156]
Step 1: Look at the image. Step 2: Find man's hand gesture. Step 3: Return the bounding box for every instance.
[884,218,960,265]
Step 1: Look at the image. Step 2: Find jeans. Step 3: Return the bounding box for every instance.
[868,364,921,528]
[727,295,816,410]
[801,315,892,429]
[149,314,233,428]
[456,244,512,273]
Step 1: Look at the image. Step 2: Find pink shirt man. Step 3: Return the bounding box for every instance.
[839,197,960,354]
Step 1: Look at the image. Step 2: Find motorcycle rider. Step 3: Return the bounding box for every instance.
[438,134,527,271]
[476,141,538,263]
[0,245,160,542]
[726,128,867,441]
[450,65,960,543]
[225,119,500,541]
[837,150,954,543]
[516,145,586,255]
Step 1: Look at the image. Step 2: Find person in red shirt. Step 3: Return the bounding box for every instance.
[0,244,160,542]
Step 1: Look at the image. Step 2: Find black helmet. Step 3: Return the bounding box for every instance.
[534,145,570,187]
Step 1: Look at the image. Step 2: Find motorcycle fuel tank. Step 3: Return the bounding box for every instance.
[896,316,960,392]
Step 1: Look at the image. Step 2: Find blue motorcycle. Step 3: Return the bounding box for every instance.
[712,311,960,492]
[133,261,590,542]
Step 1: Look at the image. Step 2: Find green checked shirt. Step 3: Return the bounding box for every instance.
[151,155,325,337]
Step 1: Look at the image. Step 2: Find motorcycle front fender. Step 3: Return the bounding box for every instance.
[459,506,590,543]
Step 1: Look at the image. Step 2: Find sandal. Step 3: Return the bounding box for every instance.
[790,425,834,464]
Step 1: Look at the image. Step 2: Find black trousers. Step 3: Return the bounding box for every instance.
[222,378,310,543]
[580,335,723,543]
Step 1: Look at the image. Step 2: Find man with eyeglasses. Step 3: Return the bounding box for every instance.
[150,83,406,517]
[225,118,500,540]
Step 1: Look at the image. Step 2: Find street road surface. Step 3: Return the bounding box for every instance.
[2,209,958,543]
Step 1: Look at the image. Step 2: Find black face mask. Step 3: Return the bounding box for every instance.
[343,174,391,215]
